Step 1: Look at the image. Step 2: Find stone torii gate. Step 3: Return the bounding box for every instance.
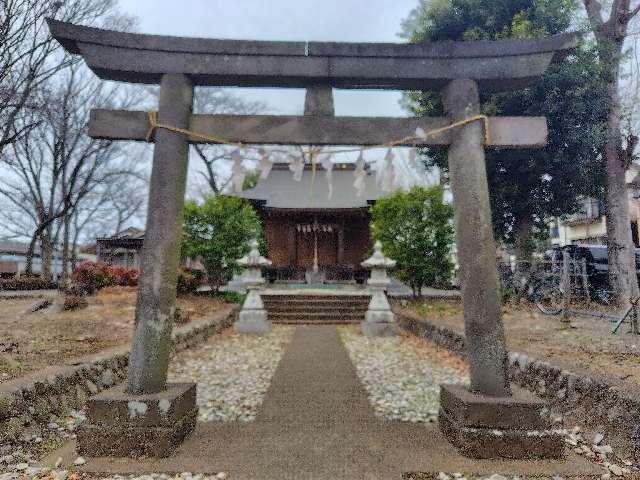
[47,19,576,459]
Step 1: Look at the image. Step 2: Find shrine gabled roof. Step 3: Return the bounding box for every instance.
[236,164,386,210]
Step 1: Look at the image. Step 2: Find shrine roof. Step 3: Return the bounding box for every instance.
[237,164,386,209]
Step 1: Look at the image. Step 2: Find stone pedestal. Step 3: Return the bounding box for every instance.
[362,289,397,337]
[235,289,271,334]
[77,383,197,458]
[439,384,563,459]
[305,267,325,285]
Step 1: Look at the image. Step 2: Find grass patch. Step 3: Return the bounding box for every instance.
[213,291,247,304]
[412,300,459,318]
[0,354,23,377]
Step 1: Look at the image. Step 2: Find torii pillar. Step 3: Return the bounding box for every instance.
[437,79,563,459]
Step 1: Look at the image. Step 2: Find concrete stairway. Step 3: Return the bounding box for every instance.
[262,294,370,324]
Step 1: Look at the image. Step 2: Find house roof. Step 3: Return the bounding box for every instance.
[0,240,64,257]
[0,241,40,256]
[98,227,145,241]
[237,163,387,209]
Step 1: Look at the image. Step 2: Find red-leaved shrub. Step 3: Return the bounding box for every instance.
[109,266,140,287]
[71,261,113,295]
[70,262,140,295]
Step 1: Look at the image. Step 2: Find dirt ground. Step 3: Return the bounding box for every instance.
[400,298,640,387]
[0,287,231,383]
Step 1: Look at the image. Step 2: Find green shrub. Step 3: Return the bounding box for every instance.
[371,186,455,296]
[215,291,247,304]
[182,195,263,292]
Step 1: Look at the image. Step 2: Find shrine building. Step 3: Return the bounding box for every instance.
[237,162,387,283]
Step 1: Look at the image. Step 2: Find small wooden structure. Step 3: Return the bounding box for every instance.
[96,227,145,268]
[238,163,383,283]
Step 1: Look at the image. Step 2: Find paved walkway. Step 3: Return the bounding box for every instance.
[49,326,599,479]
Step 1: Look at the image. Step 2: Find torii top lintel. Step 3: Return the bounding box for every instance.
[47,19,577,92]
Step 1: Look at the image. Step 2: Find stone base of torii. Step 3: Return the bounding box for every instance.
[47,18,577,460]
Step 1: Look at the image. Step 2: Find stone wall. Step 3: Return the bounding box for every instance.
[0,306,238,444]
[396,309,640,449]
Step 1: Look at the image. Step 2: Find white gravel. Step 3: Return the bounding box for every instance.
[0,409,86,478]
[338,326,468,422]
[168,326,294,422]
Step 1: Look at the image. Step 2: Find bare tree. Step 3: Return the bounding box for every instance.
[0,0,132,159]
[583,0,640,305]
[0,60,144,279]
[192,88,267,193]
[66,172,147,269]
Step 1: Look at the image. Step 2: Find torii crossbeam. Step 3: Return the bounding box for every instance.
[47,18,578,460]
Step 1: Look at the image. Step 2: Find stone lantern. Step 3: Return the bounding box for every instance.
[361,241,396,337]
[234,239,272,334]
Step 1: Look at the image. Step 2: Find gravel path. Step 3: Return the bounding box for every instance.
[168,326,294,422]
[338,326,469,423]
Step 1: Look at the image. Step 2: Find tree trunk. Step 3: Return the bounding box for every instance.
[40,232,53,281]
[71,227,81,272]
[602,42,640,307]
[61,213,71,285]
[582,0,640,307]
[24,233,39,277]
[513,214,534,272]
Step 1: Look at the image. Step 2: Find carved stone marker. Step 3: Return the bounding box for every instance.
[48,18,576,459]
[234,239,272,335]
[361,241,396,337]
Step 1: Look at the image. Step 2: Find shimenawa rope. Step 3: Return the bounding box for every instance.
[144,111,492,152]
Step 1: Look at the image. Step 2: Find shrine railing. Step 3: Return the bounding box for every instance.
[264,266,368,284]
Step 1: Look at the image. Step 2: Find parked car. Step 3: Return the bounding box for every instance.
[548,244,640,300]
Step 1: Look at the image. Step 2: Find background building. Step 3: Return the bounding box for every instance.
[549,164,640,246]
[96,227,145,268]
[0,241,63,278]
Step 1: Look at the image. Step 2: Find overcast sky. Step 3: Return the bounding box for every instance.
[119,0,418,117]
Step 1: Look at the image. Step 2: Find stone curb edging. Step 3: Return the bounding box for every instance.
[395,309,640,448]
[0,305,239,444]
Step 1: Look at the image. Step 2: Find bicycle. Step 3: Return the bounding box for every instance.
[499,263,565,315]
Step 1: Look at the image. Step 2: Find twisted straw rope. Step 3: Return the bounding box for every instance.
[144,111,492,153]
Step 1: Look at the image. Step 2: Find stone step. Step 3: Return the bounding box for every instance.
[262,295,371,301]
[268,312,365,322]
[265,305,368,313]
[261,293,371,324]
[272,319,361,324]
[262,299,370,306]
